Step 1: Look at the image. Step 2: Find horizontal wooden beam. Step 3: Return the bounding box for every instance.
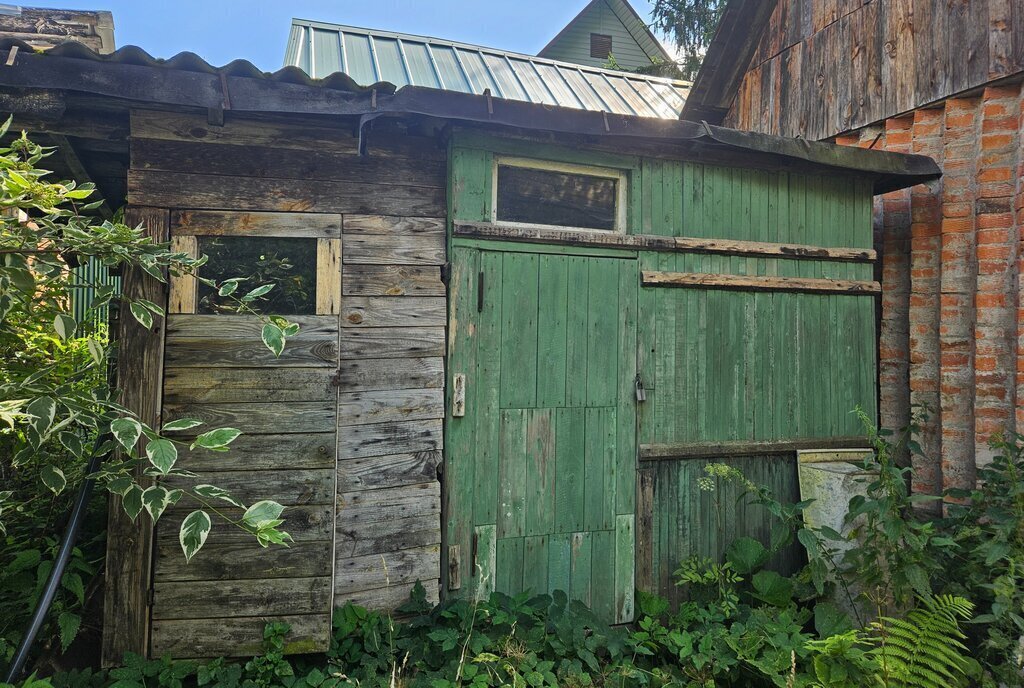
[640,271,881,295]
[454,222,876,262]
[640,436,870,462]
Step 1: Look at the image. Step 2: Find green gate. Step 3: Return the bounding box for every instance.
[445,245,639,623]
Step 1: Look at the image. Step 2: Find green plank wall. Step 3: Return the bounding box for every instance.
[447,131,877,605]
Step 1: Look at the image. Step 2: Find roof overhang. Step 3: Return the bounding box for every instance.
[0,39,940,194]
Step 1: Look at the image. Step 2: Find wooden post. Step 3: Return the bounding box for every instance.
[101,207,170,667]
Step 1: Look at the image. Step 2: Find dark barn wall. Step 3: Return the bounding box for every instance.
[724,0,1024,140]
[127,109,447,658]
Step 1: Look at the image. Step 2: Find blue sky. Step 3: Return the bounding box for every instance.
[27,0,669,72]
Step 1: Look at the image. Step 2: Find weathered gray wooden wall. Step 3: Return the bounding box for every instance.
[128,109,446,658]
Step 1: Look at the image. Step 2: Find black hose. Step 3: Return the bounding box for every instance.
[3,433,110,684]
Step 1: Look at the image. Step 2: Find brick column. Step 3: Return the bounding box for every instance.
[974,85,1020,468]
[939,97,980,493]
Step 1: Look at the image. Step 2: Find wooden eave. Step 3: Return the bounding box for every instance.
[678,0,778,124]
[0,38,940,195]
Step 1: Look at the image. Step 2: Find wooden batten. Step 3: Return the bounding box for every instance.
[454,221,877,262]
[102,206,170,667]
[639,437,871,462]
[168,235,197,314]
[316,238,342,315]
[640,271,882,295]
[170,210,343,238]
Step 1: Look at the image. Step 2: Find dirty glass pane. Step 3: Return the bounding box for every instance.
[496,164,619,230]
[196,236,317,315]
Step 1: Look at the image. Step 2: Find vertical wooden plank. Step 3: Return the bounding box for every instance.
[635,469,654,594]
[473,524,497,601]
[653,251,676,443]
[614,514,635,623]
[554,407,585,534]
[547,533,571,596]
[168,235,197,314]
[497,409,527,539]
[525,409,555,536]
[536,254,568,407]
[315,238,342,315]
[583,407,614,531]
[591,530,615,622]
[616,260,637,515]
[586,259,619,407]
[446,247,478,592]
[568,531,592,607]
[495,537,524,596]
[565,256,590,408]
[103,207,169,666]
[499,252,538,408]
[473,250,503,526]
[522,535,549,596]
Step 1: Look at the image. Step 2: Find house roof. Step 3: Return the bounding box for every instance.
[538,0,673,65]
[0,38,940,195]
[284,19,690,119]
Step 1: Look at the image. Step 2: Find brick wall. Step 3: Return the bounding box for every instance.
[837,82,1023,495]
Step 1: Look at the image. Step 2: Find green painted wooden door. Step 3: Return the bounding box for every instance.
[446,245,638,623]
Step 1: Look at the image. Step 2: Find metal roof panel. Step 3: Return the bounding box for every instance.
[286,18,690,119]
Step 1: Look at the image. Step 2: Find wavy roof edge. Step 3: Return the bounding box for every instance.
[31,38,399,93]
[0,38,941,194]
[288,17,692,89]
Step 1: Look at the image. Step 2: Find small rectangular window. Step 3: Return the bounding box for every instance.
[196,236,317,315]
[494,159,625,232]
[590,33,613,59]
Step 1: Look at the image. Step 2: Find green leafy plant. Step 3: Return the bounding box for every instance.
[872,595,974,688]
[842,408,955,615]
[938,432,1024,685]
[0,120,297,672]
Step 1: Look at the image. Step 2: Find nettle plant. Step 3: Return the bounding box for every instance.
[0,118,298,561]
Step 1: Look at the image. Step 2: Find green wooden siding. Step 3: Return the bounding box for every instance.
[446,245,638,622]
[641,455,804,609]
[447,131,877,607]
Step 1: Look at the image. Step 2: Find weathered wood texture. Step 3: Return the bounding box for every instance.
[449,134,879,610]
[641,271,881,294]
[128,111,466,659]
[101,207,168,667]
[444,246,639,623]
[454,222,877,262]
[335,211,446,610]
[723,0,1024,139]
[150,313,340,659]
[637,455,805,610]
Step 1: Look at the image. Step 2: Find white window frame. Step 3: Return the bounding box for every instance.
[491,156,629,234]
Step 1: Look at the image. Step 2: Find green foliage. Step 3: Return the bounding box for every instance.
[0,120,296,673]
[842,409,954,613]
[650,0,727,80]
[872,595,974,688]
[937,433,1024,685]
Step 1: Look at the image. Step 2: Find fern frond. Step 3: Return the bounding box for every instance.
[871,595,974,688]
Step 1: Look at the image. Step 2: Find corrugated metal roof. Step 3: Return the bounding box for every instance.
[284,19,690,119]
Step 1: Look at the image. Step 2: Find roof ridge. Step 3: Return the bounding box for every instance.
[288,16,691,87]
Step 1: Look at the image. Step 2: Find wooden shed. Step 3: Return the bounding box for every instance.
[0,39,939,664]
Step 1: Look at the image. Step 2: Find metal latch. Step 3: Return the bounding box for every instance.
[634,373,646,402]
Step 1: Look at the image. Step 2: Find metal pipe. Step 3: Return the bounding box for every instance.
[3,434,110,683]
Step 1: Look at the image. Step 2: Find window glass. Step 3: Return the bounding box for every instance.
[196,236,317,315]
[496,164,619,231]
